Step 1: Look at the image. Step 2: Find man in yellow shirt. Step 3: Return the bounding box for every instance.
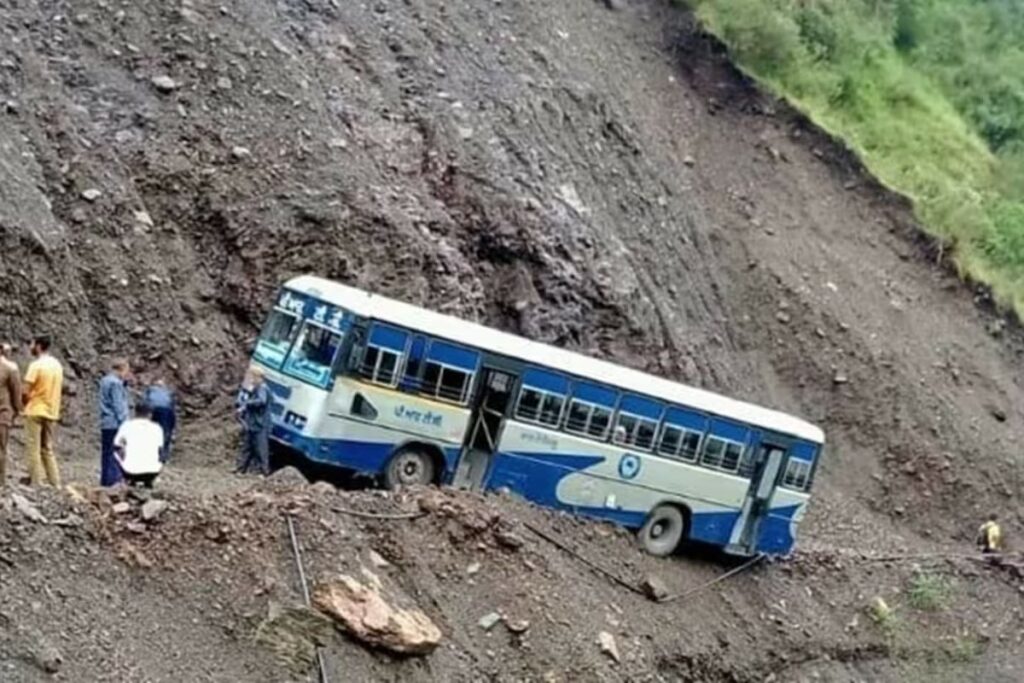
[978,513,1002,554]
[22,335,63,487]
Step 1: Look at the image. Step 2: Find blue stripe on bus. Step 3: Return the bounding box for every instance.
[708,418,748,443]
[619,394,662,419]
[790,441,817,463]
[271,428,461,476]
[573,382,619,407]
[522,368,569,395]
[427,340,479,371]
[369,324,409,351]
[663,406,707,432]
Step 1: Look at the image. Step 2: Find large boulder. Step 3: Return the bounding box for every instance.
[312,575,442,656]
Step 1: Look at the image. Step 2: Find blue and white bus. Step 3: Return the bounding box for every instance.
[249,275,824,557]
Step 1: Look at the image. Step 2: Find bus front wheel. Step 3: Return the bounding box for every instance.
[384,448,436,490]
[638,505,686,557]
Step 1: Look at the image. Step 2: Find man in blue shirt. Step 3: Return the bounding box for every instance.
[235,367,271,475]
[99,359,131,486]
[142,378,177,463]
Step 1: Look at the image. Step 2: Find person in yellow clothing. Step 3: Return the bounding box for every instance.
[978,513,1002,554]
[22,335,63,487]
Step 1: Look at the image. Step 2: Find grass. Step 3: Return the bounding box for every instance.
[681,0,1024,315]
[906,572,952,612]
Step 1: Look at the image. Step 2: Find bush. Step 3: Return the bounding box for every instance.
[907,572,952,611]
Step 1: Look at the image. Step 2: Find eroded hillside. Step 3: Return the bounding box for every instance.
[2,0,1024,680]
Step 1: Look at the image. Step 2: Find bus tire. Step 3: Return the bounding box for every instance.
[638,505,686,557]
[383,447,437,490]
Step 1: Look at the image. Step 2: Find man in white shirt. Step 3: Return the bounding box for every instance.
[113,404,165,488]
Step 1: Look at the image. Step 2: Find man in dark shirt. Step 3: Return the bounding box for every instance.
[236,367,271,476]
[99,359,131,486]
[142,378,177,463]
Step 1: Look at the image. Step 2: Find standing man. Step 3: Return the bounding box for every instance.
[978,514,1002,554]
[22,335,63,487]
[0,343,23,488]
[142,378,177,463]
[236,367,271,476]
[99,359,131,487]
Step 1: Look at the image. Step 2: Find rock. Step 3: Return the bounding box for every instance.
[311,481,336,495]
[478,612,501,631]
[494,528,524,550]
[133,210,155,228]
[603,0,626,9]
[558,183,588,216]
[215,76,233,90]
[151,75,179,92]
[269,466,308,486]
[313,575,442,655]
[641,574,669,602]
[231,145,252,160]
[466,562,481,576]
[504,617,530,633]
[255,604,333,674]
[81,188,103,202]
[775,311,791,324]
[368,550,391,568]
[112,502,131,515]
[683,154,696,167]
[32,638,62,673]
[598,631,620,662]
[832,372,849,385]
[11,493,47,524]
[141,499,170,522]
[988,405,1008,422]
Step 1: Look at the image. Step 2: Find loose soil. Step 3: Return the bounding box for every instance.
[2,0,1024,680]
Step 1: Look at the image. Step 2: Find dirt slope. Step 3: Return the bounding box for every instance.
[2,0,1024,680]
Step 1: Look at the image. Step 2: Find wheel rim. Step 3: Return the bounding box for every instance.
[394,452,428,486]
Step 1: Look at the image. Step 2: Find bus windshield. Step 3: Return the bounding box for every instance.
[253,308,301,368]
[282,322,345,388]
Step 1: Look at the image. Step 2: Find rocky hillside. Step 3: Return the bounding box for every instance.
[2,0,1024,680]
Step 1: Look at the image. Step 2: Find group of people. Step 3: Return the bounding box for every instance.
[0,337,65,488]
[98,358,178,489]
[0,333,273,491]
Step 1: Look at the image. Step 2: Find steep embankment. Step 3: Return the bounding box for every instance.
[2,0,1024,680]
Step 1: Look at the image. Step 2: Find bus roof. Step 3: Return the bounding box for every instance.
[285,275,826,444]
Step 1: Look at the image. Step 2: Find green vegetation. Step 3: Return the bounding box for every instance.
[683,0,1024,312]
[906,572,952,611]
[944,634,982,663]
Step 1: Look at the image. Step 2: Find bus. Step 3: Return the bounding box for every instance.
[249,275,824,557]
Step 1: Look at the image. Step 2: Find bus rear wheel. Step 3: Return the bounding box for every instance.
[384,448,436,490]
[638,505,685,557]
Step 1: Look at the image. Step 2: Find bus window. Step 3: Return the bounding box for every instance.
[516,387,565,427]
[700,436,745,474]
[421,363,473,403]
[253,308,301,369]
[565,382,617,440]
[658,424,702,462]
[781,458,812,491]
[360,324,409,387]
[282,322,344,387]
[613,413,659,450]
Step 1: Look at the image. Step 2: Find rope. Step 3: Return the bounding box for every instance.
[524,522,645,595]
[286,515,329,683]
[658,553,765,603]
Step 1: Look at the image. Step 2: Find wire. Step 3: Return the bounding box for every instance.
[286,515,329,683]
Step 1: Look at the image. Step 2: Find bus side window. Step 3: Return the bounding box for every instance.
[781,458,812,491]
[515,370,569,428]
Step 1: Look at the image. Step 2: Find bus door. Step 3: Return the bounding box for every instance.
[728,438,788,556]
[452,368,515,490]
